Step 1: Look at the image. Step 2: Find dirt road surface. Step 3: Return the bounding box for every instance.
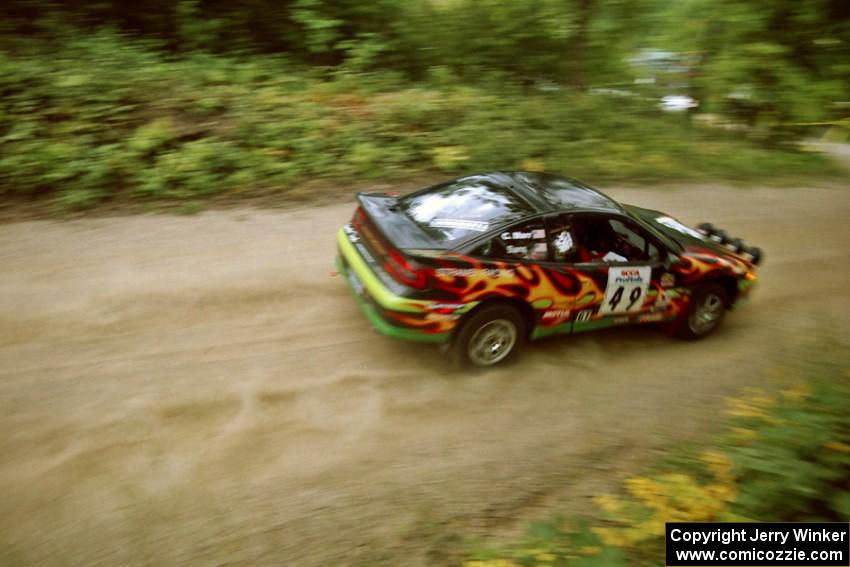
[2,184,849,566]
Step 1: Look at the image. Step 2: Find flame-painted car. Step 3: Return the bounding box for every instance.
[336,172,762,366]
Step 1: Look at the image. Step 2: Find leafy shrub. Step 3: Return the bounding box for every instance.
[135,139,246,199]
[464,351,849,567]
[0,32,840,210]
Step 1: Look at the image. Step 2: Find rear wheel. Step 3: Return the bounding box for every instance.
[677,283,728,340]
[451,304,525,367]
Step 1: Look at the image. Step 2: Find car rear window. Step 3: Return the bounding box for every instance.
[399,177,533,244]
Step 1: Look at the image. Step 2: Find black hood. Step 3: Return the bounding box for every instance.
[625,204,739,258]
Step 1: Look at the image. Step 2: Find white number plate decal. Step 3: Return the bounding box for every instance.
[598,266,651,315]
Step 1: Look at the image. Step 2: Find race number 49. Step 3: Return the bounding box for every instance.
[599,266,651,315]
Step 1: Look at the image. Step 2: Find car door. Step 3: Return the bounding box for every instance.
[461,216,555,300]
[565,213,668,332]
[463,216,579,329]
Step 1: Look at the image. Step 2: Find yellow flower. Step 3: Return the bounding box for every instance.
[520,158,546,172]
[626,476,663,503]
[725,389,775,418]
[593,526,632,548]
[578,546,600,556]
[463,560,520,567]
[595,494,624,514]
[824,441,850,453]
[731,426,757,440]
[431,145,469,171]
[701,451,735,483]
[780,383,810,401]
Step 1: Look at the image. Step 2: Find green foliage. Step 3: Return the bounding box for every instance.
[464,350,850,566]
[650,0,850,127]
[0,0,846,129]
[0,31,841,210]
[136,139,246,199]
[291,0,343,55]
[725,380,850,522]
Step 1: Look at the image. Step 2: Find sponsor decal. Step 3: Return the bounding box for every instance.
[501,229,546,240]
[435,267,514,278]
[613,268,644,283]
[429,218,489,232]
[575,309,593,322]
[429,303,466,311]
[660,272,675,288]
[343,223,360,243]
[553,230,574,253]
[505,244,529,255]
[655,216,705,239]
[542,308,571,320]
[599,266,651,315]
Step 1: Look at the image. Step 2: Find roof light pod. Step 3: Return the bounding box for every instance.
[728,237,746,253]
[709,228,730,244]
[744,246,764,265]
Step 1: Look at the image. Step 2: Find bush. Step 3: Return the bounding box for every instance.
[0,32,840,211]
[464,349,850,567]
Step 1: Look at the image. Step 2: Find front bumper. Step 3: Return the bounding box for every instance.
[733,271,758,309]
[336,227,453,343]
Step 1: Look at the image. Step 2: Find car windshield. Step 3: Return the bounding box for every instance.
[514,172,620,211]
[399,177,533,244]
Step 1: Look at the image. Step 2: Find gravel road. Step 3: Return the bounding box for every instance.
[1,183,849,566]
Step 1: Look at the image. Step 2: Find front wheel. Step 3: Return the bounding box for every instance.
[451,304,525,367]
[677,283,728,340]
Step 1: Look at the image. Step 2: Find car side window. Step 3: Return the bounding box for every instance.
[609,219,660,261]
[572,215,658,263]
[472,219,549,261]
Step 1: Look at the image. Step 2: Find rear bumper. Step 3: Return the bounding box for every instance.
[336,227,453,343]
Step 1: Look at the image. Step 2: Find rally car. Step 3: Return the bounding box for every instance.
[336,172,762,366]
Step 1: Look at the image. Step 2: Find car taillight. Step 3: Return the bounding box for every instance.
[384,249,428,289]
[352,207,366,230]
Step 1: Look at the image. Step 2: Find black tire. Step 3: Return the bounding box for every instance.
[676,283,729,340]
[451,304,526,368]
[697,222,714,235]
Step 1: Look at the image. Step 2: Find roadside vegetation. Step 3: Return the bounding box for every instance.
[0,0,847,211]
[463,340,850,566]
